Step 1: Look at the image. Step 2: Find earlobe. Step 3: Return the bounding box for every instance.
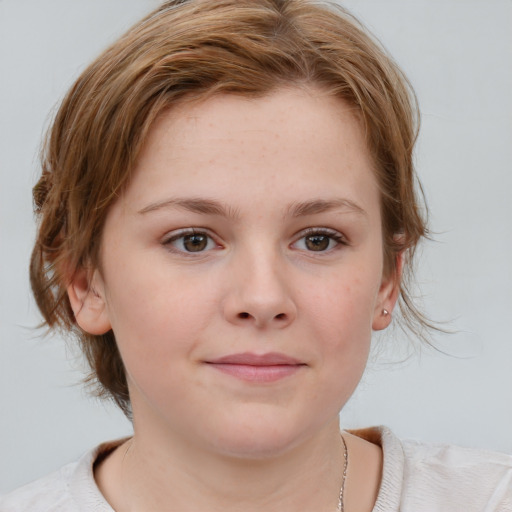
[372,305,394,331]
[67,267,111,335]
[372,251,404,331]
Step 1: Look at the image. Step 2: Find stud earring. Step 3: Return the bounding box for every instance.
[382,309,390,316]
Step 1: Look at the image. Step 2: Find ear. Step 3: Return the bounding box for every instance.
[67,266,112,335]
[372,251,404,331]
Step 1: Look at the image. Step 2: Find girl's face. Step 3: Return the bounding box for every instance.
[73,87,397,457]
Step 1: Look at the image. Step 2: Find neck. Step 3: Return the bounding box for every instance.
[99,418,345,512]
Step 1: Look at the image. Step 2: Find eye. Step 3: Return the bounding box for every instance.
[163,230,218,253]
[292,228,346,252]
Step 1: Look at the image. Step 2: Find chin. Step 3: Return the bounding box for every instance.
[211,432,299,460]
[203,408,327,460]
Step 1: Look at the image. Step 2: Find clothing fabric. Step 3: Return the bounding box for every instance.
[1,427,511,511]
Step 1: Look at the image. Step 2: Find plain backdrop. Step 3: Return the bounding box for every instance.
[1,0,511,493]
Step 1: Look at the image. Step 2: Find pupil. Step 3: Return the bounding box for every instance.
[184,234,207,252]
[306,235,329,251]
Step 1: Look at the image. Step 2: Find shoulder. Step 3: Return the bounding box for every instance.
[0,461,79,512]
[400,435,512,511]
[350,426,512,512]
[0,441,122,512]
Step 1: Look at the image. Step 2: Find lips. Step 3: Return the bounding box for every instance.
[208,352,303,366]
[205,352,306,383]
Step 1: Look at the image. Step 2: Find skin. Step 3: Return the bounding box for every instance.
[69,87,399,511]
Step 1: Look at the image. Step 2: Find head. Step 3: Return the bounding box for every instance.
[31,0,427,420]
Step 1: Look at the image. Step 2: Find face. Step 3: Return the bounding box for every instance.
[72,87,397,458]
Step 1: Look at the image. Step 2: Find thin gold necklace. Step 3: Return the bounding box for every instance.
[119,435,349,510]
[338,433,349,512]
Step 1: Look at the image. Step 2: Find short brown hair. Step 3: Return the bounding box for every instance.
[31,0,428,417]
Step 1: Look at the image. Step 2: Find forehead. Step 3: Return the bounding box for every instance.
[120,87,380,220]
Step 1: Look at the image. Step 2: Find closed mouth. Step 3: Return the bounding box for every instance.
[205,352,306,383]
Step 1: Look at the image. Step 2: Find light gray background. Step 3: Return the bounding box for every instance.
[1,0,511,493]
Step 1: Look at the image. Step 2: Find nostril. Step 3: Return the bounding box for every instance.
[235,312,288,322]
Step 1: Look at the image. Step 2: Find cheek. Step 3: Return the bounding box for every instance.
[303,266,380,338]
[102,255,217,370]
[310,279,378,394]
[298,262,381,381]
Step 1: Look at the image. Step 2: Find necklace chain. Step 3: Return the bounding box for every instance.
[338,433,348,512]
[120,435,349,511]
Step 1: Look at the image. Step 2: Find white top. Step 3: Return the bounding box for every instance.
[1,427,511,511]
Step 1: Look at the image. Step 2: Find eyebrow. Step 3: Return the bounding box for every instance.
[138,197,367,219]
[138,197,241,219]
[286,198,367,218]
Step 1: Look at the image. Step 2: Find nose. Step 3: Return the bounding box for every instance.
[222,246,297,329]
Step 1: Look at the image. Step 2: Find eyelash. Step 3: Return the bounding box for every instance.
[292,228,348,253]
[161,227,348,255]
[162,229,219,255]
